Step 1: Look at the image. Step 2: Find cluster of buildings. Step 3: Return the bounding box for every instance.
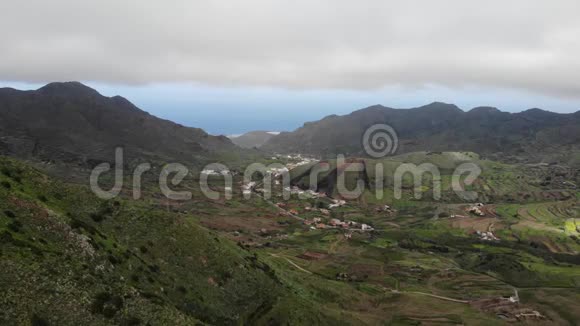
[237,154,320,198]
[283,186,327,198]
[514,310,545,321]
[286,159,315,170]
[475,230,499,241]
[201,169,232,176]
[375,204,395,214]
[328,199,346,209]
[303,217,374,232]
[265,166,289,178]
[473,289,545,322]
[241,181,256,196]
[448,203,486,218]
[271,154,317,170]
[468,203,486,216]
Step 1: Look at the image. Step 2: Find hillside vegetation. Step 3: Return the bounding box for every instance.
[262,102,580,165]
[0,156,347,325]
[0,82,243,168]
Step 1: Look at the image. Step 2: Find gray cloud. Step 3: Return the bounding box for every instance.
[1,0,579,97]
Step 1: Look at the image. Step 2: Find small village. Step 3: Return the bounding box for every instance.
[239,155,378,234]
[229,155,568,323]
[201,168,233,176]
[270,153,318,170]
[301,215,374,232]
[239,155,510,239]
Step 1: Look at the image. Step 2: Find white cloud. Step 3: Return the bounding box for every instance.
[1,0,579,97]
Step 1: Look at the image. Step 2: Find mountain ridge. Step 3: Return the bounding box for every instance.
[0,82,241,167]
[261,102,580,164]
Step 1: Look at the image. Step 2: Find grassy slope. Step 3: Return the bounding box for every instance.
[0,156,346,325]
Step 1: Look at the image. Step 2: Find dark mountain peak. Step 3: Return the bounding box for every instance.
[356,104,389,111]
[261,102,579,160]
[416,101,462,112]
[111,95,129,102]
[468,106,501,114]
[37,81,101,97]
[518,108,560,119]
[366,104,388,110]
[0,82,240,164]
[522,108,550,114]
[351,104,393,117]
[0,87,25,96]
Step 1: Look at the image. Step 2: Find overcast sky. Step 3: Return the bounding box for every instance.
[1,1,579,134]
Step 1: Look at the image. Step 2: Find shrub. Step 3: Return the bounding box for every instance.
[90,213,105,223]
[69,218,83,229]
[108,254,120,265]
[1,181,11,189]
[121,316,142,326]
[148,264,160,273]
[91,292,123,319]
[30,314,49,326]
[0,167,10,177]
[8,220,23,233]
[0,231,14,243]
[99,204,114,216]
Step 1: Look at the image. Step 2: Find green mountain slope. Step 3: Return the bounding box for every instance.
[0,156,347,325]
[262,102,580,164]
[0,82,241,168]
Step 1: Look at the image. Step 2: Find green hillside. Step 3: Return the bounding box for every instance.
[0,156,346,325]
[262,103,580,166]
[2,151,580,324]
